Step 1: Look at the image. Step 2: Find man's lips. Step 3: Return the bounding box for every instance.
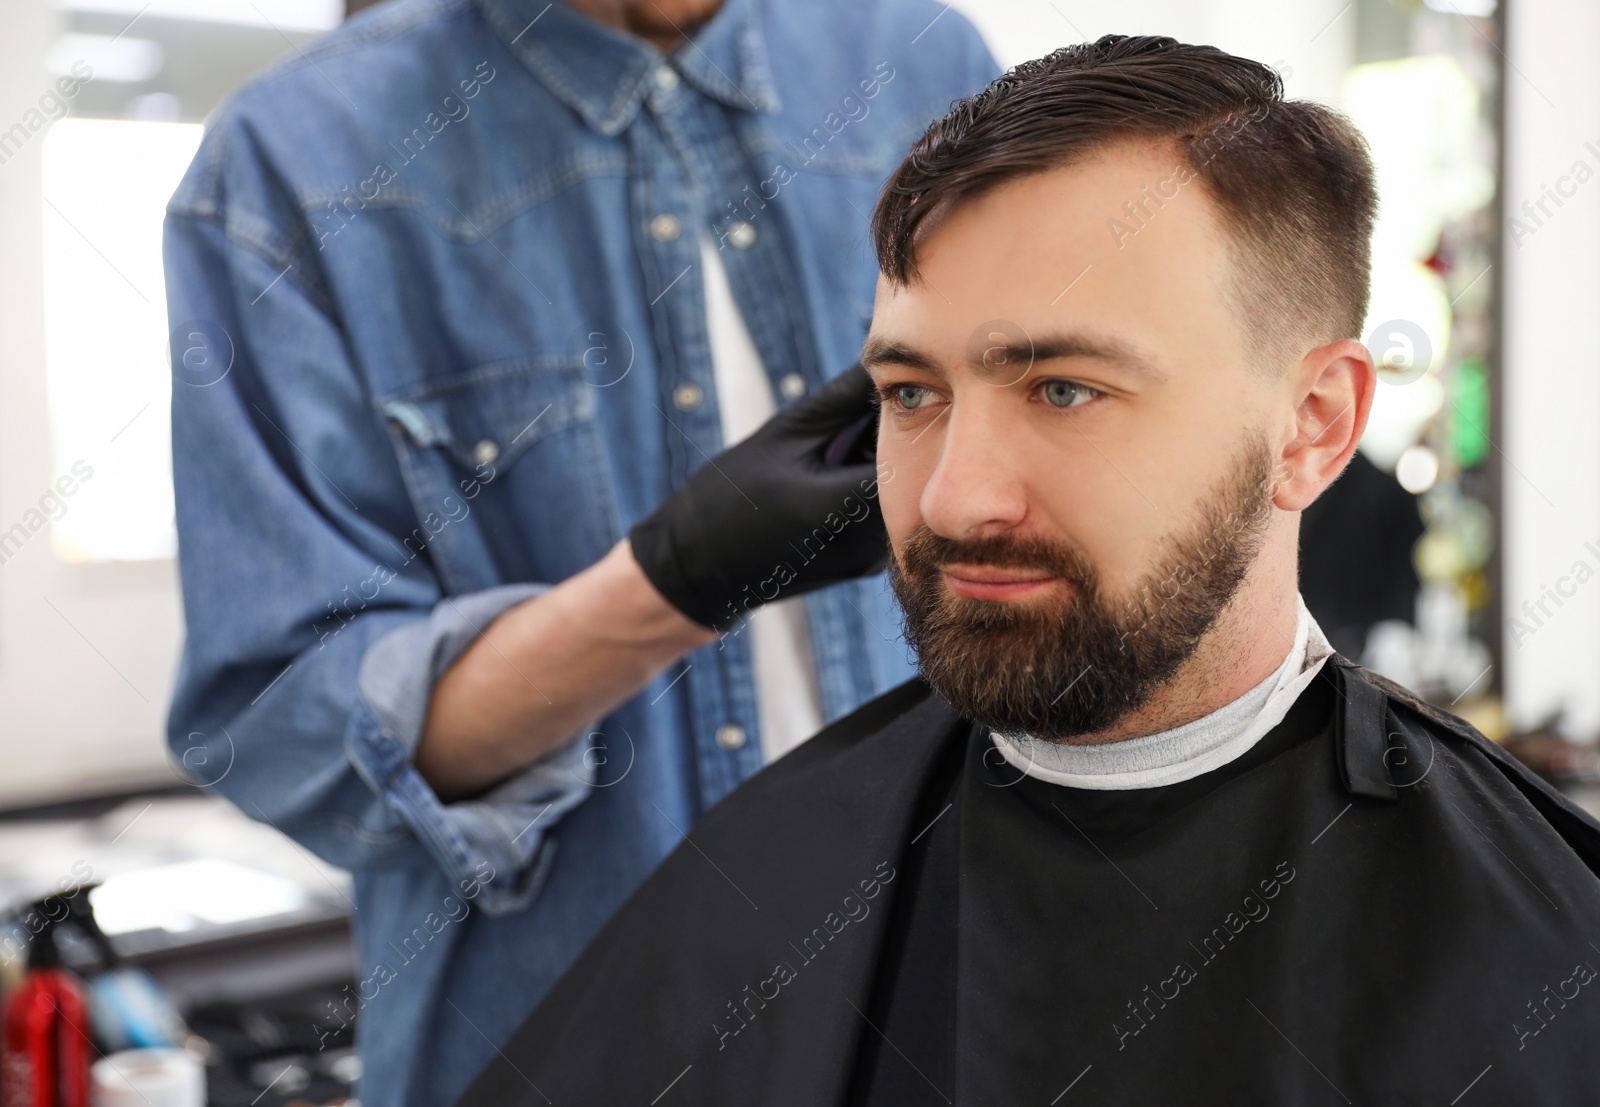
[940,563,1062,601]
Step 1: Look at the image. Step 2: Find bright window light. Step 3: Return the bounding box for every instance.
[42,117,203,562]
[54,0,344,34]
[47,33,165,83]
[1423,0,1496,16]
[89,859,314,935]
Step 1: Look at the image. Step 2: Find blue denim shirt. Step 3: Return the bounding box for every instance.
[162,0,998,1102]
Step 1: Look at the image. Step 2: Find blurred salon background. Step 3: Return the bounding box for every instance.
[1,0,1596,1102]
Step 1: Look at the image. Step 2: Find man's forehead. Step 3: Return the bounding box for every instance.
[865,146,1242,381]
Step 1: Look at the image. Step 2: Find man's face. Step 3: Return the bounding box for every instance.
[864,141,1293,741]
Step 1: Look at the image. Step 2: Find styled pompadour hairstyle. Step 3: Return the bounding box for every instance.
[870,34,1379,369]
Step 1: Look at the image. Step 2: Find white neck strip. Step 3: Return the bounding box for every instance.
[990,595,1334,791]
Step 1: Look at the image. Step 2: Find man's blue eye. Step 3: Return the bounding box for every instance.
[1042,380,1091,408]
[895,384,930,409]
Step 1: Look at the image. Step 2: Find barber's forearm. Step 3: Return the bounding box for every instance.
[414,538,718,800]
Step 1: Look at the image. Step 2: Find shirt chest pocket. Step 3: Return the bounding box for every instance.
[377,360,622,592]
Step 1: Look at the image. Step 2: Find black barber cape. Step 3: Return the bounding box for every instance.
[455,658,1600,1106]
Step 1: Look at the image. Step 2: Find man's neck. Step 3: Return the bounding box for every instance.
[1065,561,1302,748]
[562,0,724,52]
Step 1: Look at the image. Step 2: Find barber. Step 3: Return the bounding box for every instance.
[162,0,1000,1103]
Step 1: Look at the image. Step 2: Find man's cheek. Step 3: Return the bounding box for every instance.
[875,451,927,555]
[881,501,919,561]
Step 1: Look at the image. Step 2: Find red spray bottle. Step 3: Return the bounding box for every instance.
[1,902,92,1107]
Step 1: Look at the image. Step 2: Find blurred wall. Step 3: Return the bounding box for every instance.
[0,3,186,808]
[1502,0,1600,738]
[952,0,1354,103]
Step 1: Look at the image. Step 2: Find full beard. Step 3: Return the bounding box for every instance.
[887,432,1278,742]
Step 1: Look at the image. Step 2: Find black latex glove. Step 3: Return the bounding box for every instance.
[628,363,888,631]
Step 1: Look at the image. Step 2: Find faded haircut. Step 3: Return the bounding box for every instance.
[870,34,1379,371]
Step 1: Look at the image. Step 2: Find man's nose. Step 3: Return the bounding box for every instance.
[918,396,1030,540]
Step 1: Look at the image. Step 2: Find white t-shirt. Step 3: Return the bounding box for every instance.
[698,234,827,764]
[991,594,1334,790]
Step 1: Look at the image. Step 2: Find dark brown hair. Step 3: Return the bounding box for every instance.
[871,34,1379,368]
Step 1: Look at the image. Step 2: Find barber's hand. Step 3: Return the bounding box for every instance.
[628,363,888,631]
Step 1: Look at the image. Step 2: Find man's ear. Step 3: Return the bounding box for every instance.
[1273,338,1376,512]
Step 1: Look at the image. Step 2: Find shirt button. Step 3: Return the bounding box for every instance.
[715,723,747,750]
[654,64,679,91]
[649,212,681,241]
[779,372,807,400]
[725,220,757,249]
[472,439,500,466]
[672,381,703,410]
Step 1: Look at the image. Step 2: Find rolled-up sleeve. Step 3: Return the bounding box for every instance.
[350,584,597,913]
[163,121,594,916]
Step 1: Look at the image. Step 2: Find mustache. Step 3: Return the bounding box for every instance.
[896,524,1098,585]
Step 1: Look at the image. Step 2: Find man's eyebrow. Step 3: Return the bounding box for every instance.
[859,335,943,375]
[860,330,1167,383]
[1024,332,1169,382]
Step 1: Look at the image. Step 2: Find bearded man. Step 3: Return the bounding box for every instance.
[455,34,1600,1107]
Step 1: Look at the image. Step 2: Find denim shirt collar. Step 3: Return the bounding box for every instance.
[474,0,780,135]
